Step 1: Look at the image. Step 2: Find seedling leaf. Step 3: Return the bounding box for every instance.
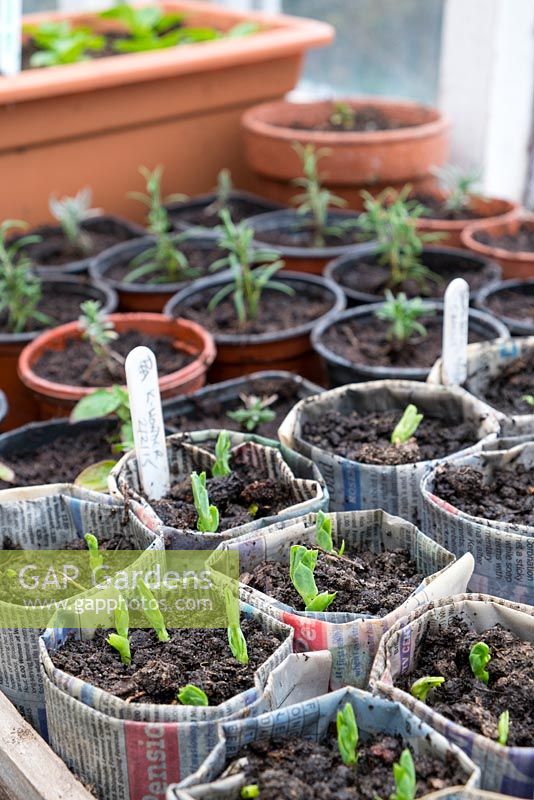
[469,641,491,685]
[137,578,169,642]
[410,675,445,703]
[391,404,423,445]
[391,748,416,800]
[177,684,209,706]
[212,430,231,477]
[336,701,358,766]
[497,710,509,746]
[74,460,116,493]
[191,471,220,533]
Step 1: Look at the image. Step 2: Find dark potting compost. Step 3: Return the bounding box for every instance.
[17,222,134,266]
[474,224,534,253]
[475,350,534,416]
[486,289,534,327]
[285,105,418,133]
[0,285,100,335]
[104,241,223,285]
[256,221,362,249]
[413,193,479,222]
[168,198,274,229]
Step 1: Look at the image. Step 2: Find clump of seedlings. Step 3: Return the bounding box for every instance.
[375,291,430,346]
[226,393,278,432]
[24,20,105,67]
[431,165,481,217]
[78,300,124,381]
[49,188,100,256]
[329,101,356,131]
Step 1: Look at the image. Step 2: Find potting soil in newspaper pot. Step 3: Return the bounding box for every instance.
[279,380,501,526]
[109,430,327,549]
[211,508,473,688]
[475,278,534,337]
[167,685,479,799]
[370,593,534,797]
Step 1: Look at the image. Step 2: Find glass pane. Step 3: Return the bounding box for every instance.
[284,0,445,104]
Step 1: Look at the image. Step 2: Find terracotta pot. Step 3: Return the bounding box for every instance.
[461,216,534,279]
[17,313,216,419]
[89,234,220,312]
[164,271,345,384]
[249,208,371,274]
[0,276,118,431]
[241,97,450,208]
[415,187,519,248]
[1,2,333,225]
[165,190,284,233]
[475,277,534,337]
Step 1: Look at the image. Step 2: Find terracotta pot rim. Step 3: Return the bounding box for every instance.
[164,270,346,345]
[461,216,534,263]
[17,312,216,402]
[242,96,450,146]
[415,194,520,232]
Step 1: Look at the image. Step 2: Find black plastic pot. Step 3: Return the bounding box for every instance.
[325,243,502,306]
[311,301,510,386]
[164,190,284,233]
[249,209,372,275]
[88,233,222,313]
[162,370,323,437]
[0,275,118,431]
[164,270,345,384]
[475,278,534,336]
[0,392,7,428]
[12,215,145,275]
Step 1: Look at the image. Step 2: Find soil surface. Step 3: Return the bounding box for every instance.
[50,619,283,705]
[286,105,419,133]
[321,314,486,370]
[144,449,298,531]
[165,377,308,439]
[413,192,480,222]
[178,284,334,337]
[32,330,193,387]
[474,223,534,253]
[0,285,105,335]
[431,461,534,525]
[397,619,534,747]
[487,289,534,327]
[104,241,223,286]
[168,198,276,229]
[255,218,363,249]
[0,424,118,491]
[18,221,134,267]
[240,545,422,616]
[336,251,495,300]
[301,409,477,465]
[476,350,534,415]
[238,728,466,799]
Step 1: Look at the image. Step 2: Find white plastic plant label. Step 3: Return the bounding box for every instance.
[125,346,170,501]
[442,278,469,386]
[0,0,22,77]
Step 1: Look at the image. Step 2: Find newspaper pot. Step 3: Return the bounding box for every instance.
[415,187,519,249]
[420,441,534,602]
[89,234,221,312]
[370,594,534,796]
[241,97,449,207]
[168,686,479,799]
[17,313,216,419]
[279,380,502,526]
[165,190,284,234]
[164,271,344,383]
[0,276,118,431]
[461,217,534,280]
[39,608,331,799]
[324,244,502,307]
[475,278,534,337]
[163,370,323,438]
[312,302,509,387]
[109,429,328,548]
[248,208,370,275]
[211,508,474,688]
[0,484,162,737]
[1,3,333,225]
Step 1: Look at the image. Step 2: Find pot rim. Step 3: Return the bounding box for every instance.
[475,277,534,333]
[461,215,534,263]
[415,191,520,232]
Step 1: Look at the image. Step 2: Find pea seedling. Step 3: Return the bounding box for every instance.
[79,300,124,381]
[24,20,105,67]
[84,533,103,573]
[48,188,100,255]
[391,405,423,446]
[469,641,491,685]
[240,786,260,799]
[336,701,358,766]
[289,544,336,612]
[0,220,52,334]
[410,675,445,703]
[522,394,534,407]
[432,165,481,214]
[212,430,231,478]
[391,749,416,800]
[227,393,277,432]
[375,290,430,344]
[209,210,291,325]
[497,710,509,746]
[191,471,219,533]
[329,101,355,130]
[177,684,209,706]
[224,585,249,665]
[106,595,131,665]
[137,578,170,642]
[315,510,345,556]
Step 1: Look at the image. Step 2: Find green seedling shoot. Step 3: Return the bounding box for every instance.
[336,701,359,766]
[204,168,234,218]
[240,786,260,799]
[191,471,219,533]
[106,595,131,665]
[391,405,423,446]
[176,684,209,706]
[315,510,345,556]
[410,676,445,703]
[469,641,491,685]
[24,20,105,67]
[84,533,103,573]
[224,585,248,665]
[137,578,169,643]
[375,290,430,344]
[212,431,231,478]
[79,300,124,382]
[432,165,481,214]
[391,748,416,800]
[329,101,356,130]
[289,545,336,612]
[522,394,534,407]
[497,710,509,746]
[227,393,277,432]
[49,188,100,254]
